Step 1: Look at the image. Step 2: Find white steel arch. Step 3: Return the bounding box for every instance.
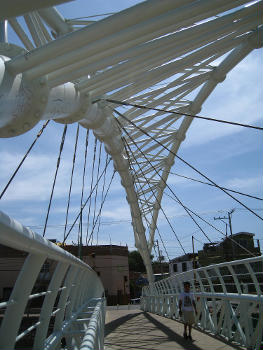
[0,0,262,285]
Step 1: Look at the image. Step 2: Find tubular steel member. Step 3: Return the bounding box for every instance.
[0,210,105,350]
[141,256,263,350]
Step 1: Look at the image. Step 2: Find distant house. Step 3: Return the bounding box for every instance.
[198,232,261,267]
[169,253,198,279]
[62,244,130,305]
[0,243,130,305]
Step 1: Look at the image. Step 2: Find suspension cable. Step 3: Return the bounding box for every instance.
[168,171,262,201]
[63,125,80,241]
[102,98,263,131]
[43,125,67,237]
[85,137,98,245]
[164,191,257,256]
[87,169,116,246]
[78,129,89,258]
[113,109,263,221]
[117,117,257,257]
[63,157,112,244]
[116,120,186,255]
[0,120,50,201]
[122,136,170,261]
[90,142,102,246]
[96,153,109,245]
[119,119,211,246]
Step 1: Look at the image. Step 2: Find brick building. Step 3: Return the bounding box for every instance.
[0,243,130,305]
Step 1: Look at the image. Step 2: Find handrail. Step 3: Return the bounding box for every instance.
[142,255,263,350]
[0,210,105,350]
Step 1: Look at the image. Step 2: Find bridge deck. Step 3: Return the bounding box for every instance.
[105,309,244,350]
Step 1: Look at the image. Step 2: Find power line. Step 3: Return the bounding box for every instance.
[113,108,263,221]
[102,98,263,131]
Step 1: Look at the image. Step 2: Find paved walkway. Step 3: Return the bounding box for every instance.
[105,309,244,350]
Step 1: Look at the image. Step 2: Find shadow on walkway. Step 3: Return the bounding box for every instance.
[105,311,203,350]
[105,310,245,350]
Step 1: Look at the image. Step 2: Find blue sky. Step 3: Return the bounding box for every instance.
[0,0,262,261]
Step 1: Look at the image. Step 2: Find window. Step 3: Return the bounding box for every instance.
[173,264,178,272]
[182,262,187,272]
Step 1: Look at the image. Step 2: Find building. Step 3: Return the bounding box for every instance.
[61,244,130,305]
[198,232,261,266]
[0,243,130,305]
[169,253,198,278]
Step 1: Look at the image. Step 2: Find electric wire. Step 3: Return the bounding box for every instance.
[0,120,50,201]
[63,124,79,242]
[63,156,112,244]
[85,137,98,245]
[116,114,257,257]
[43,125,67,237]
[113,108,263,221]
[103,98,263,131]
[168,171,262,201]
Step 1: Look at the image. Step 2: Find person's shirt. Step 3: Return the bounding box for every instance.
[179,291,195,311]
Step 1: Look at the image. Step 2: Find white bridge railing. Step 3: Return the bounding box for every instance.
[141,256,263,350]
[0,210,105,350]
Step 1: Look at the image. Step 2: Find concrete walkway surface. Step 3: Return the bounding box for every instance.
[105,309,245,350]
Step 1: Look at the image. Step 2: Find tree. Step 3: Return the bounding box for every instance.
[128,250,146,272]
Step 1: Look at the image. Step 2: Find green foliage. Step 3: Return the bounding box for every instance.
[128,250,146,272]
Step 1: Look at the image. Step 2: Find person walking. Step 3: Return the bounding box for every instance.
[179,281,197,340]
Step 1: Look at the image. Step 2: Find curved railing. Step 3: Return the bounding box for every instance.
[141,256,263,350]
[0,210,105,350]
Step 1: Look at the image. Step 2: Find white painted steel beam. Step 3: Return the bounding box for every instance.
[0,0,262,308]
[0,0,73,20]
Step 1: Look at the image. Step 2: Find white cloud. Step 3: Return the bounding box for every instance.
[224,176,262,192]
[101,205,131,220]
[0,151,83,201]
[181,51,262,148]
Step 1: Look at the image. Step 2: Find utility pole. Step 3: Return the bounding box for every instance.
[228,209,235,237]
[155,240,164,277]
[214,209,235,260]
[214,215,228,236]
[228,209,235,260]
[192,236,195,269]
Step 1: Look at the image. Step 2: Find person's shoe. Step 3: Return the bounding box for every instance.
[183,333,187,339]
[188,335,193,341]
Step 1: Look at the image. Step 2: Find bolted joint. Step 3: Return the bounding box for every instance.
[0,53,48,138]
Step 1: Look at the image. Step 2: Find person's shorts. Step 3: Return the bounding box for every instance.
[182,310,195,325]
